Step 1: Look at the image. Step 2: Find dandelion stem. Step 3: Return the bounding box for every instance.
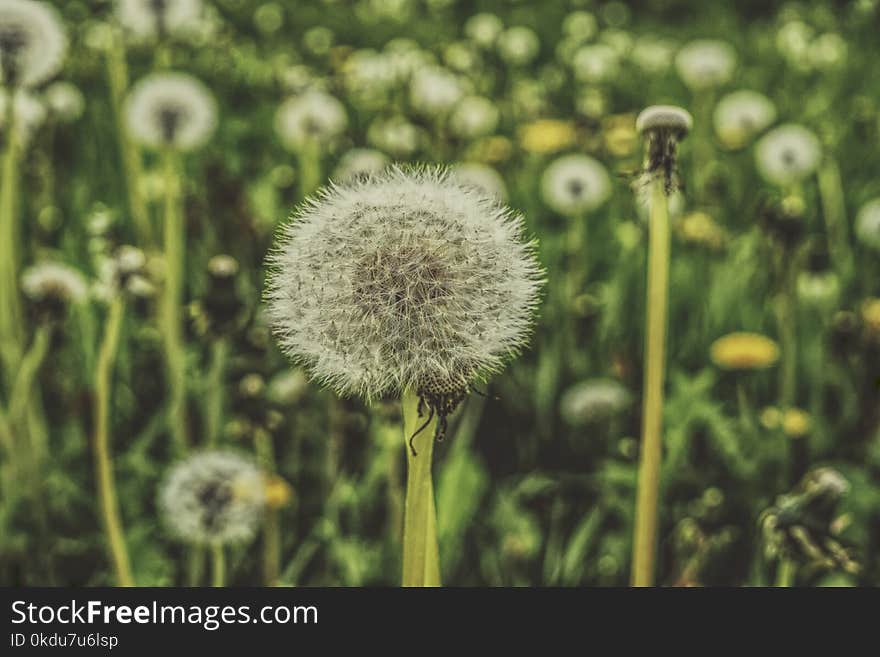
[817,157,852,279]
[0,92,23,382]
[93,296,135,587]
[297,141,322,199]
[631,177,671,587]
[211,544,225,587]
[775,557,796,587]
[401,388,441,587]
[254,427,281,586]
[204,338,228,447]
[106,28,152,245]
[161,149,188,455]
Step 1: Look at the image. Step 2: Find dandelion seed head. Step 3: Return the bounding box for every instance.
[333,148,390,183]
[21,261,88,305]
[125,72,217,151]
[713,90,776,149]
[451,163,508,202]
[675,39,737,91]
[275,90,347,151]
[541,154,611,216]
[855,198,880,252]
[159,450,266,546]
[448,95,499,140]
[754,124,821,187]
[572,44,619,83]
[560,379,631,425]
[0,0,66,88]
[409,65,465,117]
[636,105,693,136]
[264,166,544,401]
[116,0,204,41]
[497,26,540,66]
[0,87,45,145]
[44,80,84,123]
[367,115,423,157]
[464,13,503,49]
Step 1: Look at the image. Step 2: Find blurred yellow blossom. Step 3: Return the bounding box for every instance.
[518,119,577,154]
[710,332,780,370]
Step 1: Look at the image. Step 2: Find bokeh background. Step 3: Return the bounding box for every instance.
[2,0,879,586]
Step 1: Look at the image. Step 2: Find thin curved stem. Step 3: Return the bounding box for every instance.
[401,388,441,587]
[631,177,671,587]
[93,296,135,587]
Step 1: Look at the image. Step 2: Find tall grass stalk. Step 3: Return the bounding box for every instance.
[401,388,441,587]
[631,177,671,587]
[93,296,134,586]
[161,149,188,455]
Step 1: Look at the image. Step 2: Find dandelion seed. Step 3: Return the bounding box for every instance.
[159,450,267,546]
[854,198,880,251]
[754,124,821,187]
[451,163,508,202]
[264,166,544,401]
[0,0,66,88]
[675,39,736,91]
[275,90,347,151]
[541,154,611,216]
[125,72,217,152]
[713,90,776,149]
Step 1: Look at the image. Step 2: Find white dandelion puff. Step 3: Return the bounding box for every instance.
[116,0,205,41]
[125,72,217,152]
[275,90,348,151]
[675,39,737,91]
[0,87,45,144]
[464,13,503,49]
[332,148,390,183]
[367,115,423,158]
[572,44,619,83]
[451,162,508,202]
[409,65,465,117]
[264,166,544,401]
[496,26,540,66]
[44,80,84,123]
[541,154,612,216]
[159,450,267,546]
[855,198,880,252]
[0,0,66,88]
[713,90,776,148]
[448,95,499,140]
[21,261,88,305]
[754,124,821,187]
[560,378,632,426]
[631,36,675,75]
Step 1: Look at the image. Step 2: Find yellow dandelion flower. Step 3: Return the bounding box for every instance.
[677,211,728,251]
[603,114,638,157]
[518,119,577,154]
[861,298,880,332]
[265,475,294,509]
[710,332,780,370]
[782,408,811,437]
[468,135,514,163]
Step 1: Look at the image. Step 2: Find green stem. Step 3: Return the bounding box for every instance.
[8,326,50,432]
[93,296,135,586]
[254,428,281,586]
[817,157,852,280]
[211,543,225,587]
[775,557,796,587]
[401,388,441,587]
[297,141,322,199]
[0,91,23,382]
[161,149,188,455]
[631,177,671,587]
[204,338,228,447]
[106,29,152,245]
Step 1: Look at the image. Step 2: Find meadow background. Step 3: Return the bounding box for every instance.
[2,0,879,586]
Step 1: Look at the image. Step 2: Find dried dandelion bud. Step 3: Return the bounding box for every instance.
[635,104,692,195]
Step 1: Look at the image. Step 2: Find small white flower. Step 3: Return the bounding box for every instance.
[159,450,267,546]
[464,12,503,49]
[264,166,543,400]
[0,87,45,144]
[332,148,390,183]
[855,198,880,251]
[21,261,88,305]
[541,155,612,216]
[675,39,737,91]
[754,124,821,187]
[44,80,84,123]
[497,26,540,66]
[452,163,508,202]
[125,72,217,151]
[560,379,631,425]
[713,90,776,148]
[571,43,619,83]
[275,90,348,151]
[448,95,499,140]
[367,115,423,157]
[0,0,67,87]
[116,0,205,41]
[409,65,465,117]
